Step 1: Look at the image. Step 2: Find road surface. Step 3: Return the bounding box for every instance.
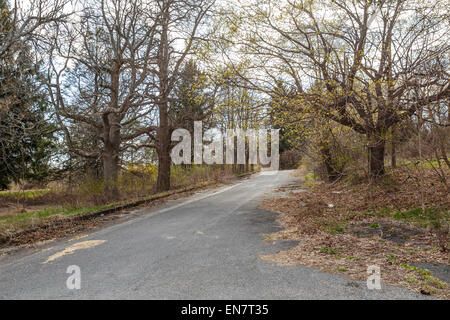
[0,171,427,299]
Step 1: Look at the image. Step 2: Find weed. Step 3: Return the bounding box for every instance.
[401,264,447,290]
[401,263,417,271]
[329,226,345,234]
[364,212,375,217]
[407,277,417,283]
[336,267,348,272]
[320,246,337,255]
[346,256,360,261]
[424,275,446,289]
[386,254,396,262]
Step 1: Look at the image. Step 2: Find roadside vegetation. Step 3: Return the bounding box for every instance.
[262,162,449,298]
[0,165,256,243]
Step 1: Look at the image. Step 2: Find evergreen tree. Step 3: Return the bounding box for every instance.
[0,0,55,189]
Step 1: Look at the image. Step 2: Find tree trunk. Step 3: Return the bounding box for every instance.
[368,135,386,178]
[437,131,450,170]
[156,143,171,192]
[232,135,238,173]
[391,140,397,168]
[102,115,121,201]
[318,139,339,181]
[103,149,119,200]
[156,9,171,193]
[156,107,171,192]
[102,65,121,200]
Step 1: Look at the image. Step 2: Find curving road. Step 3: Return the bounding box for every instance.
[0,171,427,299]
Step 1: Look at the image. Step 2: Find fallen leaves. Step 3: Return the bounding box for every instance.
[260,168,449,299]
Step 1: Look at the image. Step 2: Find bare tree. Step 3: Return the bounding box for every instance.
[0,0,72,59]
[46,0,215,198]
[228,0,450,178]
[46,0,160,199]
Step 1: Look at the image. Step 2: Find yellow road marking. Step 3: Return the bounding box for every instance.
[40,247,54,253]
[67,234,90,242]
[43,240,107,264]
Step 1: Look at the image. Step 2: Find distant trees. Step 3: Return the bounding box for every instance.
[172,61,214,140]
[171,60,215,164]
[211,68,266,173]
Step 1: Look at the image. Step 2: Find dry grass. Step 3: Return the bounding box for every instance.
[0,166,238,233]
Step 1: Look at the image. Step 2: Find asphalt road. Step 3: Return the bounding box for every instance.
[0,171,427,299]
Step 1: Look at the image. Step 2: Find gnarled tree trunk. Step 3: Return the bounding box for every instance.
[103,114,121,200]
[156,101,171,192]
[103,149,119,200]
[156,130,171,192]
[368,134,386,178]
[391,140,397,168]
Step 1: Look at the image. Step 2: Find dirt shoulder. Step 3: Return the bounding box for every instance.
[261,168,449,299]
